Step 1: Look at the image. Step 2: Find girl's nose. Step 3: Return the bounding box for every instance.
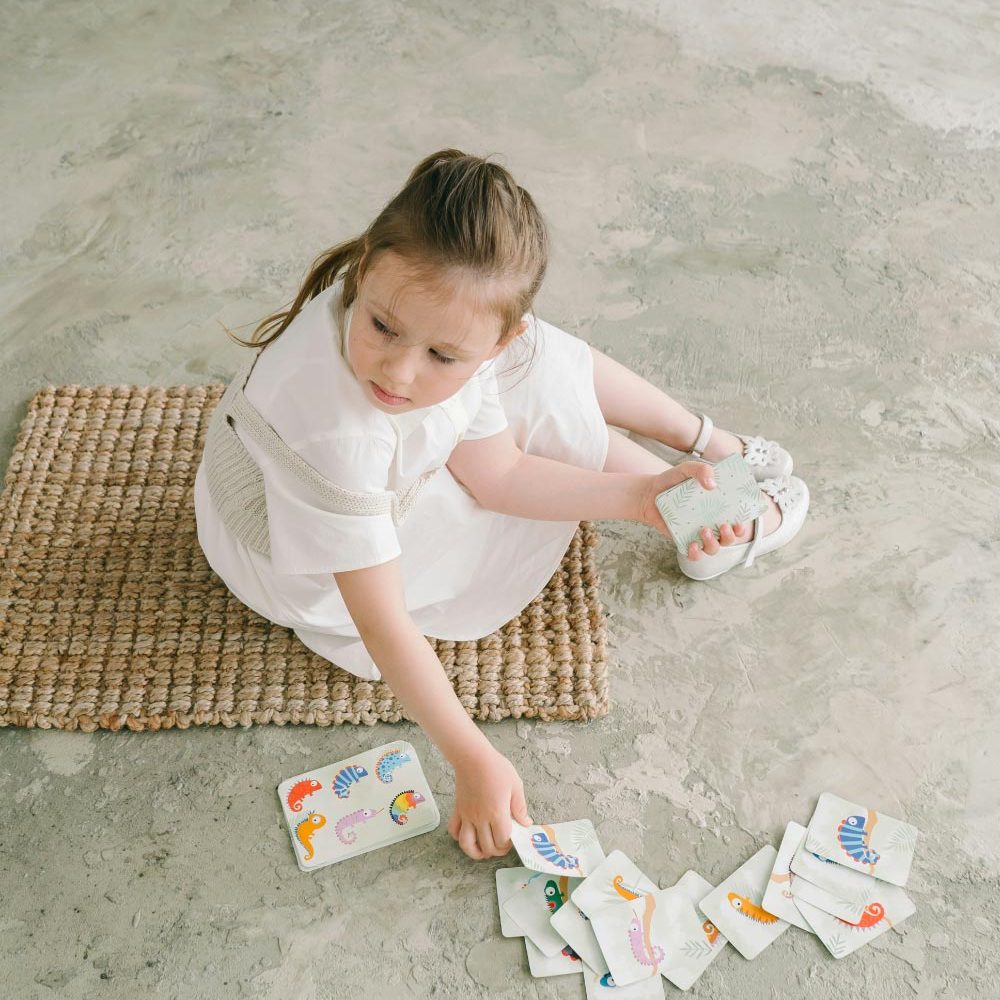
[381,349,419,388]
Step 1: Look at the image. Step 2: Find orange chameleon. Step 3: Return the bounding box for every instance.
[727,892,780,925]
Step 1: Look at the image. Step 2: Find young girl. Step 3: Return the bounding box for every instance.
[193,148,809,863]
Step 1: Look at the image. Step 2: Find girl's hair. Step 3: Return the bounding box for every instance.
[223,147,548,384]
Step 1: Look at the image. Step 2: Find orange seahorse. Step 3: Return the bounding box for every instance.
[613,874,643,901]
[727,892,779,925]
[295,812,326,861]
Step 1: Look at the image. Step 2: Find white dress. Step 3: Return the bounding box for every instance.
[193,276,610,681]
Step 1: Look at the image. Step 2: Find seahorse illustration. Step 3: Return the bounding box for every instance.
[529,826,581,872]
[703,919,720,945]
[612,874,643,901]
[389,790,426,825]
[334,807,381,844]
[837,811,880,872]
[544,875,571,913]
[294,812,326,861]
[286,778,321,813]
[332,765,368,800]
[375,749,412,783]
[728,892,780,925]
[836,902,889,930]
[626,894,664,973]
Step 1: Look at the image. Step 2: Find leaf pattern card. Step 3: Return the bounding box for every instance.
[761,822,815,933]
[789,840,876,915]
[550,900,609,976]
[570,849,659,918]
[587,890,674,988]
[510,819,606,877]
[583,964,665,999]
[276,740,439,872]
[793,885,916,959]
[654,453,768,554]
[790,876,870,923]
[658,871,730,991]
[524,937,586,978]
[697,846,791,960]
[503,871,583,956]
[805,792,919,886]
[496,867,534,937]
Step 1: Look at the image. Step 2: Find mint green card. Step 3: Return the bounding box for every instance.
[654,454,768,554]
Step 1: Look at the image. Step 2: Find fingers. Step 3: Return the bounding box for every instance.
[490,819,513,855]
[477,822,499,858]
[511,784,533,828]
[458,820,484,860]
[679,460,717,490]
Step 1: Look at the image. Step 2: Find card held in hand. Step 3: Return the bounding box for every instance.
[276,740,439,872]
[654,453,768,554]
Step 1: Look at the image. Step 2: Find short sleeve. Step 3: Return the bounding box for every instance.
[237,428,402,576]
[463,368,509,441]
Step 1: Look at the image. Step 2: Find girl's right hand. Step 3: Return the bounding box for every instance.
[448,745,533,861]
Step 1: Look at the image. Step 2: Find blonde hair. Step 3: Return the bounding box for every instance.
[223,147,548,383]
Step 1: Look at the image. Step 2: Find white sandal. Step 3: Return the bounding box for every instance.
[630,413,793,482]
[676,474,810,581]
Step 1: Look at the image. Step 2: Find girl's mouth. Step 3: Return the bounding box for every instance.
[371,381,409,405]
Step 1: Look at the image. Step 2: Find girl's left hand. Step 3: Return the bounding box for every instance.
[637,460,749,561]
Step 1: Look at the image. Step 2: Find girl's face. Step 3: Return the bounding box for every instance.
[346,250,527,412]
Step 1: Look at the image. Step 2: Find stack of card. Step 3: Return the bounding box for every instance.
[495,792,919,989]
[498,821,729,994]
[760,793,919,959]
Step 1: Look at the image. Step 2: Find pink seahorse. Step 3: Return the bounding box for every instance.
[334,807,382,844]
[627,895,665,972]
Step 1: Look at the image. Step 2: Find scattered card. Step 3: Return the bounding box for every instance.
[583,963,665,998]
[276,741,439,872]
[588,890,673,988]
[805,792,918,886]
[571,849,659,918]
[550,901,608,976]
[761,822,815,932]
[698,846,791,960]
[510,819,606,877]
[503,871,583,956]
[794,885,916,958]
[658,871,730,990]
[524,937,586,977]
[790,876,870,924]
[496,867,534,937]
[790,840,875,915]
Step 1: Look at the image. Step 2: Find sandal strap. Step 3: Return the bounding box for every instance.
[688,413,714,459]
[743,513,765,569]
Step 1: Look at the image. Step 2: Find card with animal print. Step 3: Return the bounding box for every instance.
[697,845,791,960]
[550,900,609,976]
[793,885,916,959]
[656,871,730,991]
[789,839,880,918]
[496,867,535,937]
[503,871,584,957]
[569,849,659,918]
[583,964,665,999]
[804,792,919,886]
[510,819,606,877]
[524,937,586,978]
[789,875,870,924]
[587,889,675,988]
[654,453,768,554]
[761,822,815,933]
[276,740,439,872]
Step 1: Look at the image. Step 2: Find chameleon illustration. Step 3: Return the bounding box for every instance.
[375,749,412,783]
[626,893,664,972]
[613,873,643,901]
[728,892,780,925]
[530,826,581,872]
[389,790,426,825]
[294,812,326,861]
[331,765,368,800]
[837,811,880,872]
[836,902,889,930]
[286,778,321,813]
[334,807,381,845]
[544,876,571,913]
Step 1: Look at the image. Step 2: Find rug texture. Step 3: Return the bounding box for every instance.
[0,380,611,732]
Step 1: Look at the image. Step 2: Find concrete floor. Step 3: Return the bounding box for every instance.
[2,2,998,998]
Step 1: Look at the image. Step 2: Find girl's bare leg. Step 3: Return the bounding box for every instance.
[590,345,745,461]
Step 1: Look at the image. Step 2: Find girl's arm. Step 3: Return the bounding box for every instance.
[334,558,532,860]
[448,426,656,522]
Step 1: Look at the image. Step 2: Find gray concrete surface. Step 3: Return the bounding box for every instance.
[2,2,998,998]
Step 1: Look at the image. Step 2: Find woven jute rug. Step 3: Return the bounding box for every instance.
[0,379,611,732]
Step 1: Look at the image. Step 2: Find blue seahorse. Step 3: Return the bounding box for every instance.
[837,812,880,869]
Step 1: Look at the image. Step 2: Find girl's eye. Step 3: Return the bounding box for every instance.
[372,317,457,365]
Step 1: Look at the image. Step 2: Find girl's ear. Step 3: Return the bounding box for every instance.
[486,319,529,360]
